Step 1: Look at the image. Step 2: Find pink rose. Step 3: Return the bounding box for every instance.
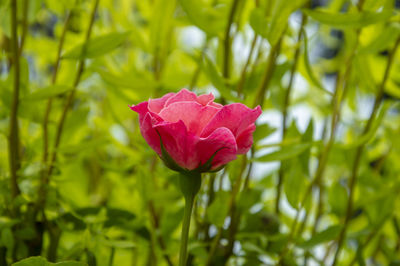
[130,89,261,172]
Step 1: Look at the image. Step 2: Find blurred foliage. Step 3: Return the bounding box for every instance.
[1,0,400,265]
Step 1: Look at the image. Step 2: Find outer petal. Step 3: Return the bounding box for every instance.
[138,112,164,156]
[130,102,163,125]
[148,92,175,113]
[236,124,256,154]
[158,102,219,135]
[200,104,262,139]
[154,120,198,170]
[196,127,238,169]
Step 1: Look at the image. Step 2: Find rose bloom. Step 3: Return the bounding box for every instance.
[130,89,261,172]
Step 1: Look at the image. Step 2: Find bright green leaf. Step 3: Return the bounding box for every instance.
[12,256,87,266]
[23,85,72,101]
[254,143,311,162]
[63,32,130,59]
[298,225,342,249]
[303,9,393,28]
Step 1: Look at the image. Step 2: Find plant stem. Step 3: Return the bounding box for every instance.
[47,0,99,178]
[179,195,195,266]
[18,0,29,56]
[37,10,72,214]
[236,34,259,97]
[178,172,201,266]
[206,157,247,265]
[8,0,21,202]
[332,36,400,265]
[189,42,208,91]
[282,21,363,256]
[148,200,173,266]
[223,0,240,79]
[253,37,282,108]
[276,14,307,215]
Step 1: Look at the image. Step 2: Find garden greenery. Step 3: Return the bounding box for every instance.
[1,0,400,265]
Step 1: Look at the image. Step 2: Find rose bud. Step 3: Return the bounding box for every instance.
[130,89,261,173]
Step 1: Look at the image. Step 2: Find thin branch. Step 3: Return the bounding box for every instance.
[18,0,29,56]
[37,10,72,212]
[236,34,259,97]
[331,36,400,265]
[8,0,21,202]
[223,0,240,79]
[275,14,307,215]
[47,0,100,178]
[253,37,282,108]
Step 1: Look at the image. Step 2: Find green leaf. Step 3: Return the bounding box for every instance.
[250,0,307,46]
[201,54,238,101]
[1,227,14,251]
[22,85,72,101]
[254,143,311,162]
[298,225,342,249]
[341,102,390,149]
[299,119,314,175]
[360,25,400,54]
[328,182,347,216]
[237,188,263,212]
[63,32,130,59]
[299,29,332,95]
[253,123,277,143]
[12,256,87,266]
[268,0,307,46]
[149,0,176,52]
[207,191,230,227]
[284,162,307,209]
[249,8,269,38]
[302,9,393,28]
[179,0,225,36]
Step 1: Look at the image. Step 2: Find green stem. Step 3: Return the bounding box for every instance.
[179,195,195,266]
[37,10,72,216]
[282,22,363,257]
[18,0,28,56]
[253,37,282,108]
[223,0,240,79]
[332,36,400,265]
[9,0,21,203]
[178,172,201,266]
[276,13,307,215]
[236,34,259,97]
[47,0,99,178]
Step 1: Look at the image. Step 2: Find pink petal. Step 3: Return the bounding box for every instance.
[130,102,163,125]
[197,93,215,106]
[154,120,198,170]
[201,104,262,139]
[148,92,175,113]
[209,102,223,109]
[138,113,164,156]
[196,127,238,169]
[165,89,198,107]
[158,102,219,136]
[130,102,149,125]
[236,124,256,154]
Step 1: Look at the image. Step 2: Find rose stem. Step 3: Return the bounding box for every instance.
[9,0,21,211]
[178,172,201,266]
